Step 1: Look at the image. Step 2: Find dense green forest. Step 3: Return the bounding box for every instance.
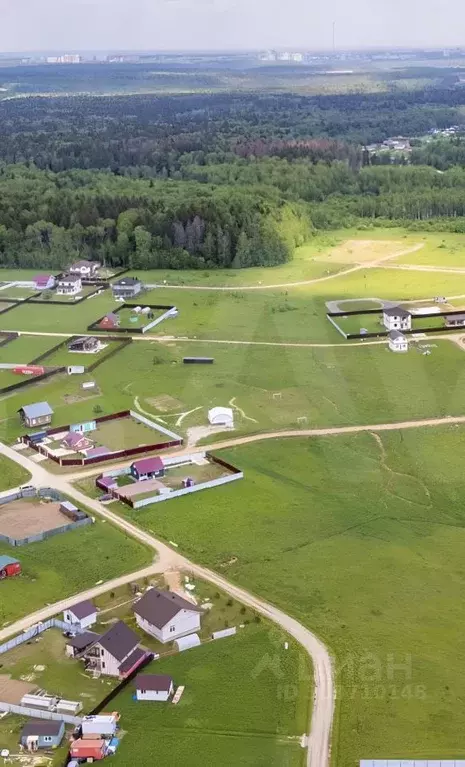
[2,85,465,269]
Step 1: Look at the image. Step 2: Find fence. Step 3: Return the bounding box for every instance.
[129,410,182,442]
[0,701,82,725]
[87,303,176,334]
[0,617,84,656]
[0,487,93,546]
[0,331,19,348]
[130,471,244,509]
[0,366,66,396]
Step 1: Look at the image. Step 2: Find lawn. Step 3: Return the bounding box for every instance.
[92,416,169,450]
[0,335,61,364]
[0,454,30,491]
[117,427,465,765]
[0,516,151,625]
[394,232,465,267]
[114,306,166,329]
[110,626,310,767]
[4,336,465,445]
[38,339,120,368]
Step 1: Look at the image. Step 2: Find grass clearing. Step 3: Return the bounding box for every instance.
[0,454,30,491]
[0,335,61,364]
[0,516,151,625]
[110,626,309,767]
[314,238,410,264]
[119,427,465,765]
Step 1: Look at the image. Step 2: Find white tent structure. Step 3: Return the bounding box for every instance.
[208,407,234,427]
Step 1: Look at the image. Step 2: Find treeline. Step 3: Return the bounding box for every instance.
[0,88,464,175]
[0,165,310,270]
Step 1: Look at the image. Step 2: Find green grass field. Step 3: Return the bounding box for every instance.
[0,454,30,491]
[0,517,151,624]
[117,427,465,765]
[110,626,310,767]
[0,335,61,364]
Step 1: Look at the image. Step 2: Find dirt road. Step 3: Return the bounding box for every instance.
[145,242,425,291]
[0,440,334,767]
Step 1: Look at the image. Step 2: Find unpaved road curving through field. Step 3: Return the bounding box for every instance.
[0,440,334,767]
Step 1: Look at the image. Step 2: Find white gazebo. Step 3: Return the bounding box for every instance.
[208,407,234,427]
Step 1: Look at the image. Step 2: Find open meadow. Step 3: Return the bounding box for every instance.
[117,426,465,765]
[110,626,310,767]
[0,516,151,624]
[0,454,30,491]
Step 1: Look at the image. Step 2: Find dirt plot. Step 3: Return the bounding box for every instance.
[146,394,184,412]
[315,239,408,264]
[0,499,68,537]
[0,674,37,704]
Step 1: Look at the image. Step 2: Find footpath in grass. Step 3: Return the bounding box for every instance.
[120,428,465,765]
[0,454,30,491]
[110,626,309,767]
[0,518,151,625]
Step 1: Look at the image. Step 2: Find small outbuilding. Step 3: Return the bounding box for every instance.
[69,739,106,762]
[208,407,234,427]
[131,457,165,481]
[19,401,54,428]
[65,631,101,658]
[81,714,118,738]
[20,720,65,751]
[63,599,97,630]
[96,475,117,492]
[445,313,465,328]
[34,274,56,291]
[134,674,174,702]
[388,329,409,353]
[0,555,21,580]
[99,312,120,330]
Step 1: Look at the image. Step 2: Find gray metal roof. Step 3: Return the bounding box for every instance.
[0,555,20,568]
[446,313,465,322]
[20,402,54,419]
[389,330,406,340]
[383,306,410,317]
[21,720,63,738]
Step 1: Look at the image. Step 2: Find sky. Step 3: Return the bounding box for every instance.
[0,0,464,53]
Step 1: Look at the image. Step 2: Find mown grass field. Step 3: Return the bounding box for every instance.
[0,454,30,491]
[110,626,310,767]
[0,335,61,364]
[0,517,151,625]
[119,427,465,765]
[3,336,465,445]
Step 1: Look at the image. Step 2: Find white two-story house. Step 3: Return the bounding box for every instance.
[383,306,411,332]
[57,274,82,296]
[83,621,149,678]
[133,588,202,644]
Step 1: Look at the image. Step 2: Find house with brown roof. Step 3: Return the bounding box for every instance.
[61,431,94,453]
[82,620,149,678]
[134,674,174,701]
[133,587,202,644]
[63,599,97,630]
[69,260,101,277]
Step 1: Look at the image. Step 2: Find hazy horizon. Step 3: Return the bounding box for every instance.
[2,0,465,54]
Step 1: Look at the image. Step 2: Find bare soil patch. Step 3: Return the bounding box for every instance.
[315,239,406,264]
[62,391,100,404]
[0,499,68,537]
[146,394,184,412]
[0,674,37,704]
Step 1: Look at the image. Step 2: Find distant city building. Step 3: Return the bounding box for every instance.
[47,54,82,64]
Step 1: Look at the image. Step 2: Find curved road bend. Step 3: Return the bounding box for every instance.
[0,440,334,767]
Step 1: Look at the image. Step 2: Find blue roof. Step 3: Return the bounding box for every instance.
[0,555,19,568]
[20,402,54,419]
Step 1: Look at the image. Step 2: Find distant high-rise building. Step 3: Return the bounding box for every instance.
[47,54,82,64]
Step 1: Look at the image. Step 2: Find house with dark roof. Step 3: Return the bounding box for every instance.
[69,260,101,277]
[82,620,149,678]
[383,305,412,332]
[388,329,409,353]
[61,431,94,453]
[65,631,101,658]
[18,401,54,428]
[445,313,465,328]
[34,274,56,291]
[63,600,97,630]
[68,336,99,353]
[96,474,117,492]
[57,273,82,296]
[134,674,174,701]
[20,720,65,750]
[112,277,143,300]
[133,587,202,644]
[130,457,165,481]
[99,312,120,330]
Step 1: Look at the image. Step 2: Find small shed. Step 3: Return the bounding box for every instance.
[99,312,120,330]
[81,714,118,737]
[0,555,21,580]
[69,739,106,761]
[175,633,201,652]
[63,599,97,630]
[134,674,174,702]
[208,407,234,427]
[20,720,65,751]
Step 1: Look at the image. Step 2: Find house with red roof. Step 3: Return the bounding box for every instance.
[99,312,120,330]
[130,457,165,482]
[34,274,56,291]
